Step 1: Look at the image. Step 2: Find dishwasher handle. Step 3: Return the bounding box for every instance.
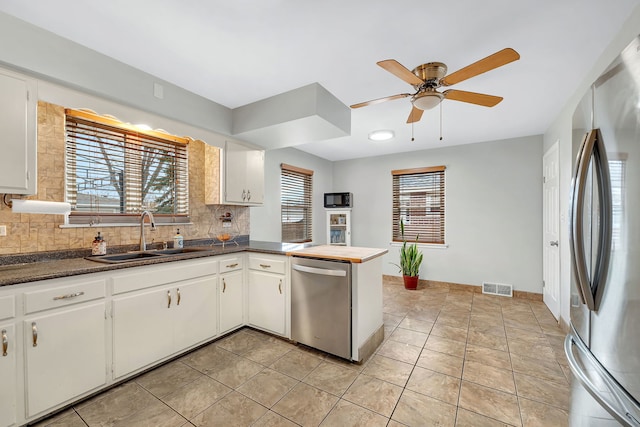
[292,264,347,277]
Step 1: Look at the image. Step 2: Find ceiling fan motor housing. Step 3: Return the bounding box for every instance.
[411,62,448,89]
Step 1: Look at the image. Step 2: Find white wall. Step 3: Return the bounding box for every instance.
[332,135,544,294]
[250,147,334,243]
[543,5,640,327]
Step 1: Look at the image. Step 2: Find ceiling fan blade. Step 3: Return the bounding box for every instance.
[406,106,424,123]
[377,60,424,86]
[440,48,520,86]
[350,93,411,109]
[443,89,503,107]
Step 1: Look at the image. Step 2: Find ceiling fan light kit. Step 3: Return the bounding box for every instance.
[351,48,520,125]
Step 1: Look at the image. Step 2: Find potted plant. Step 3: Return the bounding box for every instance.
[392,219,423,290]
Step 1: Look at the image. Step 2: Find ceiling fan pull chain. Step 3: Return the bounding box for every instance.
[439,101,442,140]
[411,121,415,142]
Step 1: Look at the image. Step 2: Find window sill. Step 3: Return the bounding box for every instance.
[389,242,448,249]
[60,222,193,229]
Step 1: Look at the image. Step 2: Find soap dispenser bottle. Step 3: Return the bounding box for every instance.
[173,228,184,249]
[92,232,107,255]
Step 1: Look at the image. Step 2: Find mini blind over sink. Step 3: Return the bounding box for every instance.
[65,109,190,224]
[392,166,445,244]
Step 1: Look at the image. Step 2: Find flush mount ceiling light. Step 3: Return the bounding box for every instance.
[368,129,395,141]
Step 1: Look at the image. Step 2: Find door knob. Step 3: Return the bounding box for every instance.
[550,241,559,247]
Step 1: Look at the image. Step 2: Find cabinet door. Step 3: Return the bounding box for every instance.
[112,287,174,378]
[248,271,285,335]
[0,69,36,195]
[224,141,249,204]
[219,271,244,334]
[172,276,218,351]
[25,303,106,417]
[245,149,264,204]
[0,324,16,427]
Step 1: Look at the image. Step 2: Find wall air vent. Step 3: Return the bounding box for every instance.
[482,282,513,297]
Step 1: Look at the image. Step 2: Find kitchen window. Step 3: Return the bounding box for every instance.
[392,166,446,244]
[281,163,313,243]
[64,109,190,225]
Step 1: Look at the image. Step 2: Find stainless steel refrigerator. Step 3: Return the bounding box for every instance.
[565,35,640,426]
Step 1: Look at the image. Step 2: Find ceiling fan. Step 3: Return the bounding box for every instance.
[351,48,520,124]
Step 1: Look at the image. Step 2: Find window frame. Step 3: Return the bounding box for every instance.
[392,166,446,245]
[64,108,191,226]
[280,163,313,243]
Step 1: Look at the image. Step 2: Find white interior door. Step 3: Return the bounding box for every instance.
[543,141,561,319]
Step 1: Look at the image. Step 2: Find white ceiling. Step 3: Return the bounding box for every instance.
[1,0,639,161]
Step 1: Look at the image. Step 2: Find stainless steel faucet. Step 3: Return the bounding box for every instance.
[139,210,156,251]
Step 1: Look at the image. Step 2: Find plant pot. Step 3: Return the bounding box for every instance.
[403,275,419,290]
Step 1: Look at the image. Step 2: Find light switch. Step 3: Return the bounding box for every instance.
[0,225,6,236]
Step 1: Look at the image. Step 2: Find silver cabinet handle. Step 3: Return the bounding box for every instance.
[1,329,7,356]
[167,290,172,308]
[550,241,559,247]
[176,288,181,306]
[247,189,251,201]
[53,291,85,301]
[226,263,238,268]
[241,190,246,201]
[222,278,227,293]
[278,279,282,295]
[259,264,271,269]
[32,322,38,347]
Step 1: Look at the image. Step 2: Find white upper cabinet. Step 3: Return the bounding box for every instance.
[0,68,37,195]
[223,140,264,205]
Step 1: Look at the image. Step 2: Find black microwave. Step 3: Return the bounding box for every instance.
[324,192,352,208]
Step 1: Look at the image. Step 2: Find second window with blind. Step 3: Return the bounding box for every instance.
[281,164,313,243]
[392,166,446,244]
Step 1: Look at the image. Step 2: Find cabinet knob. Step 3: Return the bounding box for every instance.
[32,322,38,347]
[1,329,7,356]
[247,189,251,201]
[278,279,282,295]
[259,264,271,269]
[167,290,172,308]
[222,278,227,293]
[53,291,85,301]
[241,190,246,201]
[226,263,238,268]
[176,288,181,306]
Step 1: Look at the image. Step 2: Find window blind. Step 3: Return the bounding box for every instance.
[65,109,190,224]
[281,163,313,243]
[392,166,446,244]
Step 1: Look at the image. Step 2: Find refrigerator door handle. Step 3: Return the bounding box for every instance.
[569,130,597,308]
[565,332,640,426]
[590,128,613,310]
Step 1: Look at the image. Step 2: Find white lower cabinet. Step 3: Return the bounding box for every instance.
[247,254,288,336]
[0,323,16,427]
[24,302,107,417]
[219,266,244,335]
[113,275,217,378]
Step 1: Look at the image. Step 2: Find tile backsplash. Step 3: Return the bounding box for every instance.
[0,101,248,255]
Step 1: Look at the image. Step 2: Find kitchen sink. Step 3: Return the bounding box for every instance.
[86,247,213,264]
[86,252,165,263]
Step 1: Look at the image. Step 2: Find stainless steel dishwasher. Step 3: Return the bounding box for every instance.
[291,256,352,360]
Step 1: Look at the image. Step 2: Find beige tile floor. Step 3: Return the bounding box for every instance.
[34,280,571,427]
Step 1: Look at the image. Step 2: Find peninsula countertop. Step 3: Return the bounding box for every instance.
[286,244,388,263]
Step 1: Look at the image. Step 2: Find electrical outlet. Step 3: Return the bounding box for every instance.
[0,225,6,236]
[223,222,231,228]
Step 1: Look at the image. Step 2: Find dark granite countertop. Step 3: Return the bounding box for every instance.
[0,240,312,287]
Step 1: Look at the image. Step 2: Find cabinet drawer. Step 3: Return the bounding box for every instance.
[219,256,243,273]
[24,279,106,314]
[0,295,15,321]
[249,256,286,275]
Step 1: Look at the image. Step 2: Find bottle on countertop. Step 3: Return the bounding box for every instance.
[91,231,107,255]
[173,228,184,249]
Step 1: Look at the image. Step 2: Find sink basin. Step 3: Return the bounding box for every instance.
[86,252,165,264]
[86,247,212,264]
